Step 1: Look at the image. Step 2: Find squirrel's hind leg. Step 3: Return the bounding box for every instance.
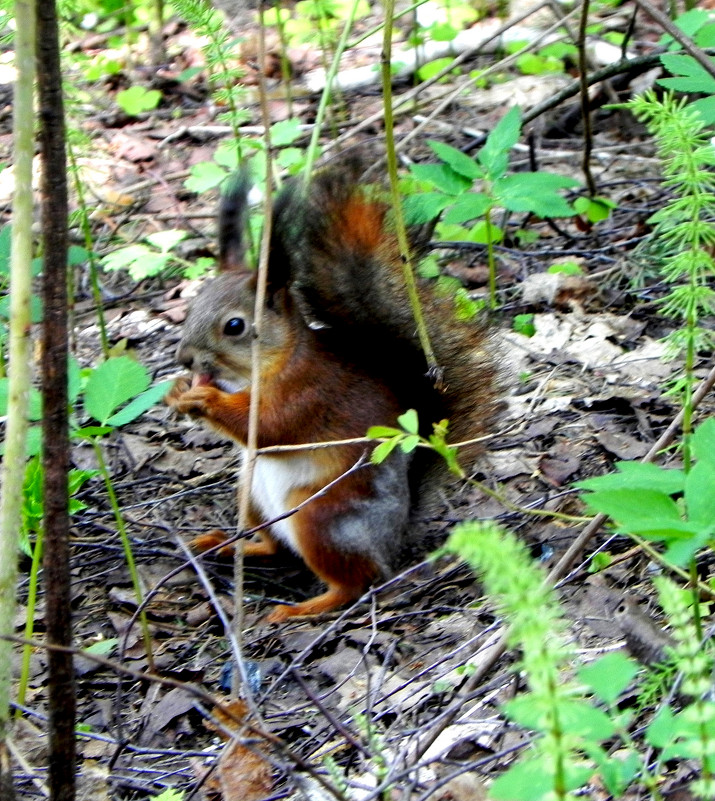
[265,584,363,623]
[263,498,384,622]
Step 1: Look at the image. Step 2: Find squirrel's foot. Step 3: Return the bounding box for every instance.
[264,585,361,623]
[166,380,220,418]
[190,529,234,557]
[190,531,279,560]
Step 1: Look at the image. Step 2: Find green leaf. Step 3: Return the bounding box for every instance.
[489,756,554,801]
[410,163,472,195]
[427,140,482,180]
[367,425,402,439]
[692,95,715,125]
[214,140,243,169]
[512,313,536,337]
[116,85,162,116]
[587,743,641,797]
[468,219,503,244]
[582,488,681,526]
[516,53,563,75]
[658,53,715,94]
[691,418,715,469]
[493,173,578,216]
[271,118,303,146]
[547,261,583,275]
[398,409,419,434]
[685,460,715,527]
[153,789,185,801]
[430,21,458,41]
[573,195,616,223]
[185,161,229,193]
[696,21,715,48]
[73,425,114,439]
[84,356,150,425]
[478,105,521,178]
[442,193,492,224]
[576,461,686,494]
[83,638,117,656]
[415,57,455,82]
[559,700,616,740]
[0,379,42,421]
[645,703,678,748]
[400,435,421,453]
[578,652,639,705]
[490,754,592,801]
[403,192,453,225]
[102,244,176,280]
[106,379,173,427]
[146,229,188,253]
[371,436,400,464]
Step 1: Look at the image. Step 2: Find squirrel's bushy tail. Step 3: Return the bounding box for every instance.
[217,157,500,471]
[270,158,500,467]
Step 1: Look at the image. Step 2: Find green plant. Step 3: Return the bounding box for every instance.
[170,0,249,187]
[656,10,715,123]
[573,195,616,223]
[577,419,715,571]
[513,312,536,336]
[506,40,577,77]
[3,354,172,688]
[100,229,213,280]
[76,356,171,669]
[625,91,715,468]
[443,522,643,801]
[547,261,583,275]
[184,118,307,195]
[444,520,715,801]
[263,0,370,47]
[404,107,579,308]
[648,576,715,799]
[115,84,161,116]
[369,409,463,478]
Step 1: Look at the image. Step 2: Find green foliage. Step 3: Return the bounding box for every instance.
[444,522,641,801]
[651,577,715,797]
[170,0,250,194]
[404,107,578,307]
[368,410,462,477]
[116,85,161,116]
[445,520,715,801]
[263,0,370,46]
[626,91,715,465]
[573,195,616,223]
[18,455,94,556]
[512,312,536,336]
[547,261,583,275]
[416,57,458,82]
[101,229,214,280]
[184,120,307,196]
[153,789,185,801]
[577,419,715,566]
[82,355,171,427]
[656,11,715,123]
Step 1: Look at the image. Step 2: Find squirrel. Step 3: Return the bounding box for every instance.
[166,158,499,623]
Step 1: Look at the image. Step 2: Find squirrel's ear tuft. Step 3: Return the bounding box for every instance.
[218,170,251,273]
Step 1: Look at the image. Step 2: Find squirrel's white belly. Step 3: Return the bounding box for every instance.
[250,453,323,553]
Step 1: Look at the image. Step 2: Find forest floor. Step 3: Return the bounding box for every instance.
[6,3,715,800]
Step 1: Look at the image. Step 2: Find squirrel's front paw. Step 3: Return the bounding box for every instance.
[165,376,192,405]
[166,380,219,418]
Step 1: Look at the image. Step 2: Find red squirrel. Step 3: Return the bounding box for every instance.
[166,159,498,622]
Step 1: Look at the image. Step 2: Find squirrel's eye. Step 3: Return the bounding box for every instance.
[223,317,246,337]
